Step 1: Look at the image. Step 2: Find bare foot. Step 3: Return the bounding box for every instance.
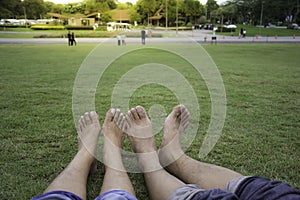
[102,108,126,170]
[77,111,101,174]
[158,105,190,166]
[125,106,156,153]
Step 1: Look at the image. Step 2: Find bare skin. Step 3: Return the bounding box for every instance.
[100,108,135,196]
[44,111,101,200]
[125,106,184,200]
[159,105,242,190]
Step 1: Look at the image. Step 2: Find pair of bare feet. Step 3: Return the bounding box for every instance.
[77,104,190,173]
[45,104,241,200]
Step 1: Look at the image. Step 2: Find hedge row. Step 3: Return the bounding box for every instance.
[30,25,99,30]
[65,25,94,30]
[33,31,163,38]
[216,26,236,32]
[31,25,65,30]
[0,24,28,28]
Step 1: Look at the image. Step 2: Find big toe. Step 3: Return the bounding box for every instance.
[104,108,116,123]
[135,105,147,120]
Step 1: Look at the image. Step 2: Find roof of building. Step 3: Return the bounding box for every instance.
[110,9,130,21]
[47,12,69,19]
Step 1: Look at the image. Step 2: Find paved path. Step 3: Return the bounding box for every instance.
[0,30,299,44]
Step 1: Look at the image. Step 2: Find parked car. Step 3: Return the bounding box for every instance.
[287,23,299,30]
[203,24,214,30]
[224,24,237,29]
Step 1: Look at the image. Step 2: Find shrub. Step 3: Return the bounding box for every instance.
[216,26,236,32]
[31,25,65,30]
[96,26,107,31]
[65,25,94,30]
[0,24,27,28]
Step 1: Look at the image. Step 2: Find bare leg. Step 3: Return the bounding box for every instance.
[125,106,184,200]
[159,105,242,189]
[44,111,101,200]
[100,108,135,196]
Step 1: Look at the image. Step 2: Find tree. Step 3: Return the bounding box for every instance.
[0,0,22,19]
[206,0,219,21]
[101,12,112,22]
[23,0,46,19]
[136,0,158,25]
[129,4,142,23]
[221,1,238,24]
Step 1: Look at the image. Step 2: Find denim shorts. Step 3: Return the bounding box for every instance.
[31,189,137,200]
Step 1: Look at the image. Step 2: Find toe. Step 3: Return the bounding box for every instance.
[83,112,92,125]
[77,119,83,133]
[113,109,121,123]
[131,107,139,120]
[173,105,182,117]
[119,115,127,132]
[79,115,85,128]
[117,113,124,125]
[125,115,132,128]
[136,106,146,119]
[89,111,99,123]
[128,110,134,121]
[105,108,115,122]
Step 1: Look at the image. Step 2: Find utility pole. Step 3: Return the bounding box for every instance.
[21,0,27,29]
[176,0,178,35]
[166,0,168,33]
[259,1,264,36]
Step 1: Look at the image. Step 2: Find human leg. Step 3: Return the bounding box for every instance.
[99,108,135,197]
[125,106,185,200]
[159,105,242,190]
[42,111,101,200]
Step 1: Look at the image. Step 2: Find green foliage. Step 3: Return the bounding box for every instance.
[128,5,142,23]
[0,0,22,19]
[101,12,113,23]
[206,0,219,20]
[30,24,65,30]
[65,25,94,30]
[23,0,47,19]
[233,0,300,24]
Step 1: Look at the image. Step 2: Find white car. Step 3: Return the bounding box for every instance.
[225,25,237,29]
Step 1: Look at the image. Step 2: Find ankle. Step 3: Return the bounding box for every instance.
[158,147,185,167]
[137,151,162,172]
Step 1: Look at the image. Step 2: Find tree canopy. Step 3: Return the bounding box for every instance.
[0,0,299,25]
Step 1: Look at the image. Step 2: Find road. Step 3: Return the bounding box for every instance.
[0,30,299,44]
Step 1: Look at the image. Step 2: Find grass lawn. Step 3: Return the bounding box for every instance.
[1,25,299,38]
[0,43,299,199]
[218,24,300,37]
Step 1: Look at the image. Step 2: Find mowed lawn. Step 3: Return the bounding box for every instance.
[0,43,299,199]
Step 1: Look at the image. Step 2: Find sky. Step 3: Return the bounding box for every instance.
[47,0,227,5]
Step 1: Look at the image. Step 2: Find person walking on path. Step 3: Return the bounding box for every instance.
[67,31,72,46]
[141,30,146,45]
[71,32,77,46]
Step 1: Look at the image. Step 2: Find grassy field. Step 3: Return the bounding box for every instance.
[0,25,299,38]
[0,43,299,199]
[218,24,300,37]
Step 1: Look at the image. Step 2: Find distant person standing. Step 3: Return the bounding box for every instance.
[240,28,243,38]
[71,32,77,46]
[243,29,246,38]
[141,29,146,45]
[67,31,72,46]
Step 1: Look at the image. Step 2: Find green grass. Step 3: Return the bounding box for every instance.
[0,44,299,200]
[217,24,300,37]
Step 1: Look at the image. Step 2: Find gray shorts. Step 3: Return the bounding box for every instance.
[168,176,300,200]
[168,176,248,200]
